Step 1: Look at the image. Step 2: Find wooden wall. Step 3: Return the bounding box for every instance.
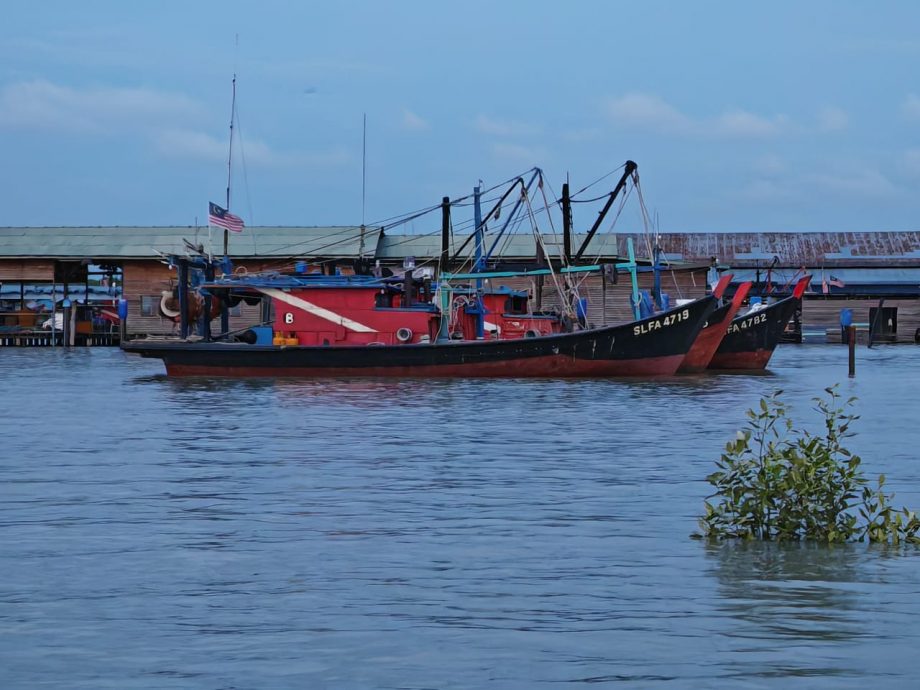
[802,297,920,339]
[498,268,710,326]
[0,260,55,281]
[122,260,266,336]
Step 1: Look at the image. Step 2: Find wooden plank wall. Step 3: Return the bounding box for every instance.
[802,297,920,340]
[0,260,55,281]
[122,260,267,336]
[497,268,710,326]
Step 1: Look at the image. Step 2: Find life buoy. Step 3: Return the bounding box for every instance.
[525,329,540,338]
[159,291,181,322]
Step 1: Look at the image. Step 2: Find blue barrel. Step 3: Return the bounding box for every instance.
[295,261,308,273]
[117,298,129,320]
[840,308,853,327]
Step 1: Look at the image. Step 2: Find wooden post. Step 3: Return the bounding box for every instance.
[847,324,856,377]
[62,299,72,348]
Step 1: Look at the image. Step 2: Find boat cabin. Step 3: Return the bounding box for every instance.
[205,272,564,347]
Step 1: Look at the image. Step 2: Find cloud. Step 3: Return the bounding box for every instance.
[902,149,920,176]
[817,106,848,132]
[903,94,920,120]
[401,108,429,131]
[605,93,691,134]
[154,128,350,168]
[561,127,602,143]
[0,79,349,170]
[491,142,546,165]
[737,179,797,202]
[752,154,786,176]
[605,92,788,138]
[0,79,203,133]
[473,114,541,137]
[713,110,787,137]
[803,168,899,198]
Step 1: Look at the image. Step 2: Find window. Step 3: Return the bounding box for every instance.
[140,295,156,317]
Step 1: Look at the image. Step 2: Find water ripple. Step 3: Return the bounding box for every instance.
[1,346,919,688]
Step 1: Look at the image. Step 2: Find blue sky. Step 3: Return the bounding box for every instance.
[1,1,918,232]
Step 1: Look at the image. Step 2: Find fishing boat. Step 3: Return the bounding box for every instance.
[123,262,718,377]
[677,276,753,373]
[122,157,725,377]
[708,275,811,370]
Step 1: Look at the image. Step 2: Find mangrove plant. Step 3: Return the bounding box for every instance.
[697,386,920,544]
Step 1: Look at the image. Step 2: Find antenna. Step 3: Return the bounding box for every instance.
[362,113,367,226]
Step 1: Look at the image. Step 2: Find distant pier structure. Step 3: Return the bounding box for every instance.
[0,226,918,345]
[623,231,920,343]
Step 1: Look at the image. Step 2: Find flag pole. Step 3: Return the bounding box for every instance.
[224,73,237,257]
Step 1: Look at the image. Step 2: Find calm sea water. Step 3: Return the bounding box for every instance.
[1,345,919,689]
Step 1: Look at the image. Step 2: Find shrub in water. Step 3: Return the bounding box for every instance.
[697,386,920,544]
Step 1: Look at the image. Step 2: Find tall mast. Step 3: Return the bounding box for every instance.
[223,74,236,257]
[219,74,236,337]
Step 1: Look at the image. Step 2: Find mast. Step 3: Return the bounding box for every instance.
[438,196,452,341]
[440,196,451,275]
[574,160,637,262]
[562,182,572,265]
[220,74,236,336]
[224,74,236,257]
[473,185,485,339]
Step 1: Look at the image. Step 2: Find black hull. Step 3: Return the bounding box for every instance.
[709,295,801,370]
[123,296,717,377]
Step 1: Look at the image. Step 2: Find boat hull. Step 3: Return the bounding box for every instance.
[678,281,751,373]
[708,295,801,370]
[123,296,717,378]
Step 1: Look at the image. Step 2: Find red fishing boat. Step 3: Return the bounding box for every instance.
[123,158,730,377]
[123,268,718,378]
[678,276,753,373]
[708,275,811,370]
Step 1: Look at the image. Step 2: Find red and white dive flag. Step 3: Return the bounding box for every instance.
[208,202,245,233]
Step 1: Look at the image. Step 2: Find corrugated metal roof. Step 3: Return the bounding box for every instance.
[0,226,383,259]
[624,231,920,267]
[376,232,628,260]
[3,227,919,267]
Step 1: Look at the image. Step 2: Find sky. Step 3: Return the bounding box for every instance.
[1,1,919,233]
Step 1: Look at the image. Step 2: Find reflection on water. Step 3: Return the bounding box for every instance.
[1,346,919,688]
[708,541,864,642]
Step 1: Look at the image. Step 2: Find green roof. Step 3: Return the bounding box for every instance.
[0,226,383,259]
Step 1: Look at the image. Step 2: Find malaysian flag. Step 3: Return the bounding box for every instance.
[208,202,245,233]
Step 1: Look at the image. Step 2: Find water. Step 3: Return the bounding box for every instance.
[1,345,919,689]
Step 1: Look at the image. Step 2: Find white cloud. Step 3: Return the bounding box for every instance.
[491,142,545,165]
[606,92,792,138]
[605,93,691,133]
[154,128,350,169]
[804,168,899,198]
[0,79,203,133]
[902,149,920,176]
[817,106,848,132]
[0,79,349,170]
[737,179,797,202]
[903,94,920,120]
[401,108,429,131]
[712,109,787,137]
[474,114,541,137]
[561,127,602,143]
[752,154,786,176]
